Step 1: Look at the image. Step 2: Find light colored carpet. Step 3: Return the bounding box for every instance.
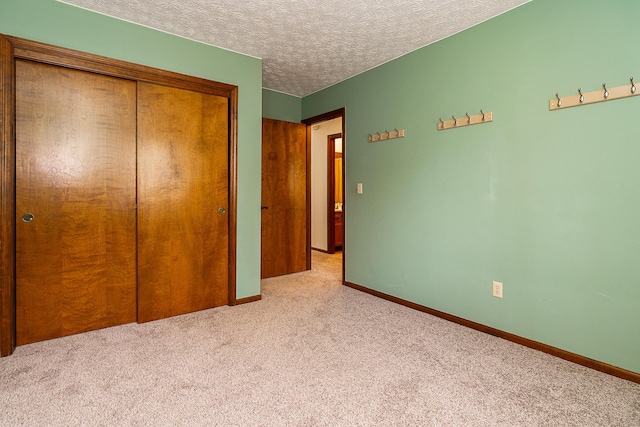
[1,251,638,426]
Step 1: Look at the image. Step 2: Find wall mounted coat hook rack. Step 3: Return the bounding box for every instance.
[368,128,405,142]
[550,76,639,110]
[437,110,493,131]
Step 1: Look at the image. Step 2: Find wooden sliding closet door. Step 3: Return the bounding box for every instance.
[15,60,137,345]
[137,82,229,322]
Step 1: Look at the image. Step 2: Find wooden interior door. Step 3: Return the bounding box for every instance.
[15,60,137,345]
[261,118,309,278]
[137,82,229,322]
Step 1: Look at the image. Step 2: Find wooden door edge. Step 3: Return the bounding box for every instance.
[227,87,239,305]
[0,34,17,356]
[340,114,346,285]
[306,125,312,270]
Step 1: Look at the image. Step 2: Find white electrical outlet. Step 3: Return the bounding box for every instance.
[492,281,503,298]
[357,183,363,194]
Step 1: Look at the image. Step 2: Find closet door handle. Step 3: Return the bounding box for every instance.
[22,213,35,223]
[218,207,226,214]
[261,206,269,210]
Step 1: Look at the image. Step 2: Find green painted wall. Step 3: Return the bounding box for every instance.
[263,89,301,122]
[302,0,640,374]
[0,0,263,300]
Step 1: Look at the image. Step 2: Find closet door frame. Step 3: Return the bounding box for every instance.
[0,34,240,356]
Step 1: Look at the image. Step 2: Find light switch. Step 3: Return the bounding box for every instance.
[357,183,363,194]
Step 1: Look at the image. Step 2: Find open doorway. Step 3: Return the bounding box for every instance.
[327,133,343,254]
[302,109,346,283]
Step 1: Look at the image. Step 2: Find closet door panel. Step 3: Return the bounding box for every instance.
[137,82,229,322]
[15,60,137,345]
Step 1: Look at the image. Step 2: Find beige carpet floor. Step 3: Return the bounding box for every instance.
[0,251,639,426]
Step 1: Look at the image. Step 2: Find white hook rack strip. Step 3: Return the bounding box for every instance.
[368,128,405,142]
[437,111,493,131]
[550,77,639,110]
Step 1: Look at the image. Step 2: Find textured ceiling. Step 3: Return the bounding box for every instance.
[59,0,531,97]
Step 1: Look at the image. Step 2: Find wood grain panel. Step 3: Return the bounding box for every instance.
[6,36,235,99]
[137,82,229,322]
[15,60,137,345]
[0,35,16,355]
[261,118,308,278]
[1,35,240,354]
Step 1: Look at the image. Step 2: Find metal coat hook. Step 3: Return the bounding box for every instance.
[439,118,445,129]
[452,115,457,126]
[555,92,562,107]
[480,109,486,121]
[465,112,471,124]
[631,77,636,94]
[578,88,584,103]
[602,83,609,99]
